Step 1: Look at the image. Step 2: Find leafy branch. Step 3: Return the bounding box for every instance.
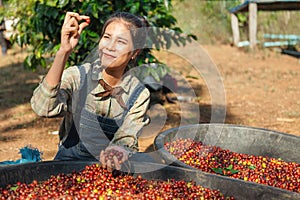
[212,164,240,176]
[3,0,196,73]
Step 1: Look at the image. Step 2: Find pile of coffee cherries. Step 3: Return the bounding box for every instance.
[0,163,234,199]
[164,138,300,193]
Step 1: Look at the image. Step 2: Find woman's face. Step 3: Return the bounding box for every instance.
[99,20,135,70]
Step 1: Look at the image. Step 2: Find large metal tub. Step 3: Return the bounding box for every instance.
[0,160,299,200]
[154,123,300,199]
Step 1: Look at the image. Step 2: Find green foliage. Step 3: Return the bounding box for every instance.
[172,0,241,44]
[3,0,195,72]
[198,0,242,44]
[212,164,240,176]
[133,62,170,83]
[173,0,300,45]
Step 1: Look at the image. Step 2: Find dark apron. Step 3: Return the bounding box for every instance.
[54,65,145,161]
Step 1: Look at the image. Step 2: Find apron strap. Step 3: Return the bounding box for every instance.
[122,83,146,118]
[62,65,88,148]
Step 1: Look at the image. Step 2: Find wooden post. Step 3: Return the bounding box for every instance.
[249,3,257,49]
[231,13,240,47]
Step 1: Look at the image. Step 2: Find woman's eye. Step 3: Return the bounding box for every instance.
[118,40,127,45]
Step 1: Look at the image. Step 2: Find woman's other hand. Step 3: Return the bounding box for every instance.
[60,12,90,54]
[100,145,129,171]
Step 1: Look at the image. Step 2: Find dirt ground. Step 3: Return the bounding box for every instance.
[0,44,299,162]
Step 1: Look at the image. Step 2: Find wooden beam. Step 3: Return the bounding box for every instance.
[231,13,240,47]
[249,3,257,49]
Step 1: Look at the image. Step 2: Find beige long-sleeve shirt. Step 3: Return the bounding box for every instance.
[31,60,150,152]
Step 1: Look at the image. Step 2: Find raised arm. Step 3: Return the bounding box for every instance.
[45,12,90,87]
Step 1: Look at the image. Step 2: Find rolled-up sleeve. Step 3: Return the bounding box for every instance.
[110,88,150,152]
[31,67,79,117]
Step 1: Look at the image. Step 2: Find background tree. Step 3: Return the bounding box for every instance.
[1,0,195,76]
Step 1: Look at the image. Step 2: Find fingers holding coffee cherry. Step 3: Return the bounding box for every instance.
[100,146,129,171]
[85,17,90,24]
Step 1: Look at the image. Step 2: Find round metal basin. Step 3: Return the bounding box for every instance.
[154,123,300,165]
[153,123,300,199]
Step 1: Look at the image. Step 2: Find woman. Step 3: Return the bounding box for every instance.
[31,11,150,171]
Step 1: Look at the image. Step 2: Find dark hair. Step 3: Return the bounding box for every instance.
[101,12,149,51]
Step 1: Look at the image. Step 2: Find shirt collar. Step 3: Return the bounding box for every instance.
[91,59,132,93]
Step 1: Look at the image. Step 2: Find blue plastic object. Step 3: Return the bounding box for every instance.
[0,146,42,165]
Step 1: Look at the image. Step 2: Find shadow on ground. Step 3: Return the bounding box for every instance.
[0,62,40,110]
[140,79,238,153]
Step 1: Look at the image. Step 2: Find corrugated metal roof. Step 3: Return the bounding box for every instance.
[229,0,300,13]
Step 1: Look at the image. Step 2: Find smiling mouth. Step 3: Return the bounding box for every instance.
[103,53,117,59]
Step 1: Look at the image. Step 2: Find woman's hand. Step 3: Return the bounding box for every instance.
[60,12,90,54]
[100,145,130,171]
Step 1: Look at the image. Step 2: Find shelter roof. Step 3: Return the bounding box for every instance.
[229,0,300,13]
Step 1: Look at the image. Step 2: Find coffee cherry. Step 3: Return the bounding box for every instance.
[165,138,300,193]
[85,17,90,24]
[0,163,234,199]
[103,149,124,168]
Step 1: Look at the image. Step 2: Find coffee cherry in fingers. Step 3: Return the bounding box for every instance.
[85,17,90,24]
[104,149,124,168]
